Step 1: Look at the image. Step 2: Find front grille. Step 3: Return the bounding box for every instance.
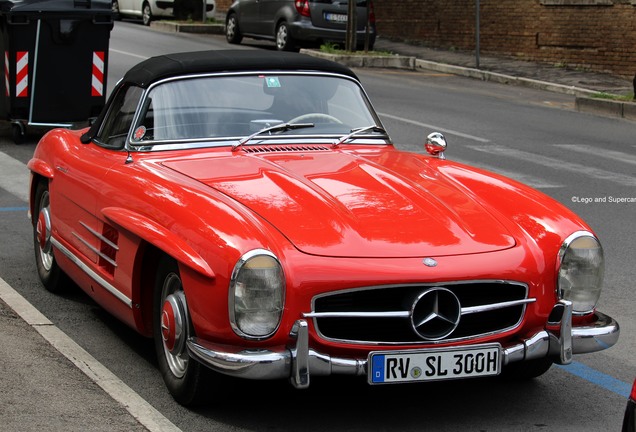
[308,281,531,345]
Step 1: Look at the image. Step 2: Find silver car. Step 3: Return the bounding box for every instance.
[225,0,376,51]
[114,0,216,26]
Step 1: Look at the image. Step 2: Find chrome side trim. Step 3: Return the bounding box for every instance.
[50,236,132,308]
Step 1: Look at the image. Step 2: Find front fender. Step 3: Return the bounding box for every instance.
[101,206,215,279]
[27,157,55,180]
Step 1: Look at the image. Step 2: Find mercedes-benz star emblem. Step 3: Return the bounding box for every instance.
[410,287,461,340]
[423,257,437,267]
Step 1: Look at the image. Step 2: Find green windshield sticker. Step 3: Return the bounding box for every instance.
[265,77,281,88]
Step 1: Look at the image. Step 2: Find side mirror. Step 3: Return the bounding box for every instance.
[425,132,447,160]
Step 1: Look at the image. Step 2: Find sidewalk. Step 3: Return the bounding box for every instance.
[1,36,634,432]
[374,37,634,97]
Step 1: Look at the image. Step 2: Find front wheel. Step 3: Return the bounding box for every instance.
[225,13,243,44]
[142,2,152,26]
[153,256,206,405]
[276,22,298,52]
[112,0,120,20]
[33,180,66,293]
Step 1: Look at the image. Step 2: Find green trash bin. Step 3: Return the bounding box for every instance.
[0,0,113,143]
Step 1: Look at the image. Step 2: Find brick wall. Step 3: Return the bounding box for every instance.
[215,0,232,15]
[372,0,636,78]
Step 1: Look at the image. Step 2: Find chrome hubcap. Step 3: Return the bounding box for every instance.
[161,273,188,378]
[227,18,236,38]
[36,193,53,272]
[276,26,288,49]
[143,5,151,24]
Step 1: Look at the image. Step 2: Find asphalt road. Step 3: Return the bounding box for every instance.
[0,21,633,431]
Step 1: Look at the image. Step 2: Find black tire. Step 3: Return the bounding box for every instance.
[501,358,553,380]
[112,0,120,20]
[33,180,66,293]
[225,13,243,44]
[153,256,206,405]
[275,22,298,52]
[12,123,24,145]
[142,2,152,26]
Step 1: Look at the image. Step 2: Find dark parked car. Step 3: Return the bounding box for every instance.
[225,0,376,51]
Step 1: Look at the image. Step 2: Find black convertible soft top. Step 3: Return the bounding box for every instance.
[123,49,358,88]
[81,50,358,143]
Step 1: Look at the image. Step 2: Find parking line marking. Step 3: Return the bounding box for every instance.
[468,144,636,187]
[557,362,632,398]
[109,48,149,61]
[378,112,491,143]
[0,276,182,432]
[0,206,28,212]
[554,144,636,166]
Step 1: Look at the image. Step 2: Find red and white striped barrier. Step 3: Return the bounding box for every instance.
[16,51,28,98]
[91,51,104,97]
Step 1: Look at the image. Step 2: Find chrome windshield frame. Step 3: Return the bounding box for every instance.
[123,70,386,153]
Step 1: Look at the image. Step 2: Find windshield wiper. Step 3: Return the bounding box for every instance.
[333,125,388,148]
[232,122,315,151]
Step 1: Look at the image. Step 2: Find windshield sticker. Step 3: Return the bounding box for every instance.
[265,77,281,88]
[133,125,146,141]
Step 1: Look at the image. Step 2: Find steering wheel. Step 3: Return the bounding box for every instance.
[289,113,343,124]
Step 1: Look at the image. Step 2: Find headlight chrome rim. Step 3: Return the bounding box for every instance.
[229,249,285,340]
[557,231,604,315]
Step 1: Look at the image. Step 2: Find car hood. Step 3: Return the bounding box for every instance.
[162,149,516,258]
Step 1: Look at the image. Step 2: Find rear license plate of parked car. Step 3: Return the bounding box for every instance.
[368,344,501,384]
[324,12,347,23]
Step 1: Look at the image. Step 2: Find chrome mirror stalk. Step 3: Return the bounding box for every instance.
[425,132,447,159]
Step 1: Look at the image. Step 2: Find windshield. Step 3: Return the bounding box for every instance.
[130,73,380,144]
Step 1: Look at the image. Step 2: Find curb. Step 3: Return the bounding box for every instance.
[150,21,224,34]
[300,49,416,70]
[575,97,636,121]
[412,59,599,98]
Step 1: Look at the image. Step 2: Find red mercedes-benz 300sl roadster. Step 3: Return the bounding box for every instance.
[28,50,619,405]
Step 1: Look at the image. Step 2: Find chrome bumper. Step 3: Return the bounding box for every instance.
[186,301,619,389]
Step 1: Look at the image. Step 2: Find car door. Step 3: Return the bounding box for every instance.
[237,0,261,34]
[257,0,288,35]
[116,0,138,16]
[50,135,122,269]
[53,84,141,277]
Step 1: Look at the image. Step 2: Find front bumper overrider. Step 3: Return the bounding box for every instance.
[186,300,619,389]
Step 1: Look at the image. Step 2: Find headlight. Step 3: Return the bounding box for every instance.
[230,249,285,339]
[557,231,604,314]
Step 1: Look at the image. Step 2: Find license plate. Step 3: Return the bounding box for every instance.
[368,344,501,384]
[324,12,347,23]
